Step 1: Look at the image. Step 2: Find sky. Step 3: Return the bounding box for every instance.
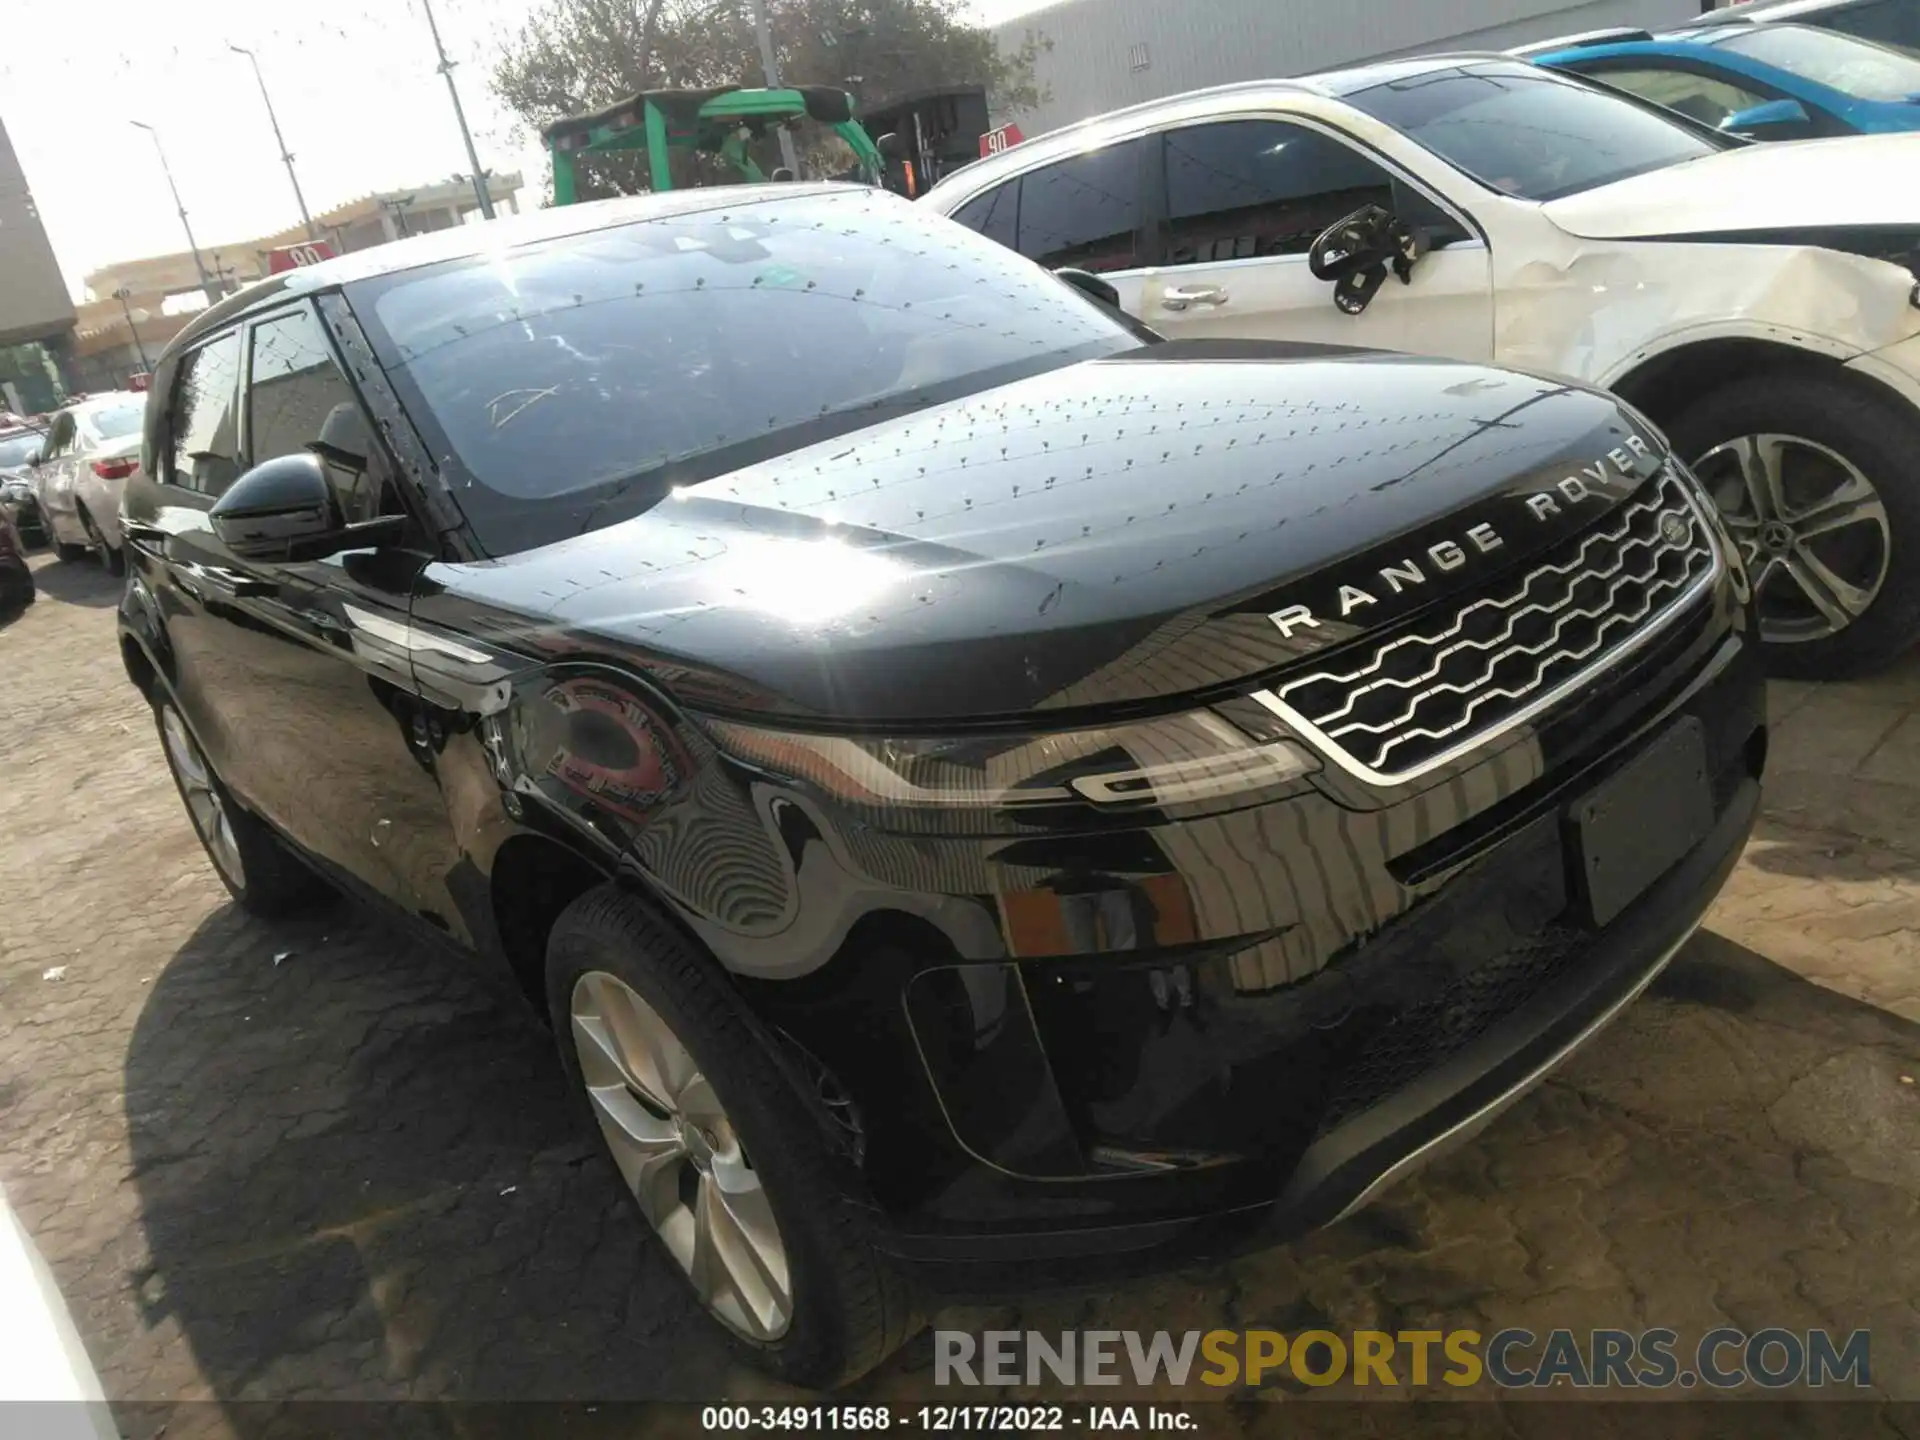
[4,0,1055,303]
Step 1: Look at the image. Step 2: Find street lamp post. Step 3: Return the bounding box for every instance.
[752,0,802,177]
[129,122,216,301]
[229,44,318,240]
[417,0,496,220]
[113,289,152,374]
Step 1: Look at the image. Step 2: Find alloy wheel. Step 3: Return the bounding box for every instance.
[1692,433,1890,645]
[569,970,793,1341]
[160,706,245,887]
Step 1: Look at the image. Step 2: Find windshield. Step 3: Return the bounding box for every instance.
[0,432,41,469]
[84,400,145,441]
[358,189,1143,553]
[1346,62,1726,200]
[1714,24,1920,101]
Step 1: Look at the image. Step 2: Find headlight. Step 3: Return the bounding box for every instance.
[704,707,1319,820]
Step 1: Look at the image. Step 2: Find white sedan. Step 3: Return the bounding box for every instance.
[30,393,148,576]
[0,1185,117,1438]
[925,56,1920,678]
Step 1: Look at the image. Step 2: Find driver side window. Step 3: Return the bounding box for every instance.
[1160,120,1398,266]
[246,306,391,528]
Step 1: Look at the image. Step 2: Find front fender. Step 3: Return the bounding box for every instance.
[1497,240,1920,388]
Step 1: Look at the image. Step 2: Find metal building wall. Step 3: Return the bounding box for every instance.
[0,119,74,350]
[994,0,1704,136]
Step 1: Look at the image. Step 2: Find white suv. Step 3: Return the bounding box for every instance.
[924,55,1920,678]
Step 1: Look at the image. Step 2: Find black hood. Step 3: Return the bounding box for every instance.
[429,342,1665,724]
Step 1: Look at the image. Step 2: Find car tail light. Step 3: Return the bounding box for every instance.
[91,458,138,480]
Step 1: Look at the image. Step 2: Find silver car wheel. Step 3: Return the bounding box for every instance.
[1693,433,1890,645]
[569,969,794,1341]
[160,706,245,888]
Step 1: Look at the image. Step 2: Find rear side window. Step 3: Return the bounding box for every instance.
[166,332,244,496]
[1012,140,1144,271]
[246,306,385,525]
[1582,65,1776,126]
[1162,120,1398,265]
[952,184,1018,251]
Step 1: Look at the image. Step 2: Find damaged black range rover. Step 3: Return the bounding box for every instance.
[119,187,1763,1386]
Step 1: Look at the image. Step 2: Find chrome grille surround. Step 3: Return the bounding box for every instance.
[1251,467,1722,788]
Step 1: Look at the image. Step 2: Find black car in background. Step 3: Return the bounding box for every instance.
[0,426,47,547]
[0,506,33,614]
[116,187,1764,1386]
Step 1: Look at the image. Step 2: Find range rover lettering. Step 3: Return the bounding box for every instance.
[117,188,1765,1387]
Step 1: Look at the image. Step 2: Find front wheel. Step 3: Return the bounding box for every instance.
[154,699,330,917]
[546,886,919,1387]
[53,538,88,564]
[1667,372,1920,680]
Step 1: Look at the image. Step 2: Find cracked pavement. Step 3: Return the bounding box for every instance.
[0,553,1915,1437]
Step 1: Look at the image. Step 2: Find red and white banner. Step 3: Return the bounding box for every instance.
[266,240,336,274]
[980,123,1025,157]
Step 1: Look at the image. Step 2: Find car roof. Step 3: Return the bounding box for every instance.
[923,55,1522,200]
[170,182,886,353]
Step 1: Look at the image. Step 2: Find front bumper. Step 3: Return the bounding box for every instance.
[727,587,1765,1288]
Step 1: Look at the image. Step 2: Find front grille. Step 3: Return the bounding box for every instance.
[1318,925,1588,1132]
[1260,469,1718,784]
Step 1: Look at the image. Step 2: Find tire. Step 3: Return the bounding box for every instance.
[81,510,124,576]
[1666,370,1920,680]
[54,538,88,564]
[545,886,919,1387]
[0,563,31,612]
[153,698,331,917]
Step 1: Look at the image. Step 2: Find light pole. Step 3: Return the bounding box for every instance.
[752,0,802,177]
[229,44,317,240]
[113,289,152,374]
[417,0,496,219]
[129,122,216,300]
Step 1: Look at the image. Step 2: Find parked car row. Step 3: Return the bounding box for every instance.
[0,394,149,578]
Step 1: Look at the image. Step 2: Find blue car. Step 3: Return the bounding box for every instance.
[1526,21,1920,138]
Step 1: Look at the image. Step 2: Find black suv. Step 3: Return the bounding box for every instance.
[118,187,1764,1387]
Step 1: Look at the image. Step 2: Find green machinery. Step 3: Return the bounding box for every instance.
[541,86,885,202]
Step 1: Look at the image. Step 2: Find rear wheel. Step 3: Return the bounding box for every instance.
[1667,372,1920,680]
[54,538,88,564]
[81,510,124,576]
[546,886,918,1387]
[154,699,330,916]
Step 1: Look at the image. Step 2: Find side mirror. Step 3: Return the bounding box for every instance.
[209,452,400,561]
[1308,205,1429,316]
[1721,97,1813,139]
[28,451,43,468]
[1054,267,1122,310]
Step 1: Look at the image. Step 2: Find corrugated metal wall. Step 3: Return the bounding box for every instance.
[994,0,1705,136]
